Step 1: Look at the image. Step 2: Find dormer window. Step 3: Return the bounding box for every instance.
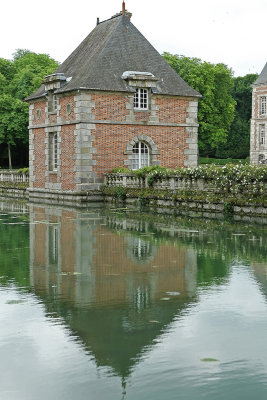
[122,71,159,111]
[48,92,58,113]
[134,88,148,110]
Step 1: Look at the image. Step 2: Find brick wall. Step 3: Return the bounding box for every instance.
[93,225,187,303]
[33,128,46,188]
[92,93,128,121]
[60,125,76,191]
[32,101,46,125]
[92,123,187,176]
[59,95,76,122]
[155,96,189,124]
[30,90,196,191]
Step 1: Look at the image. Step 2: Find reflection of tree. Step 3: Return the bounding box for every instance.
[0,211,29,287]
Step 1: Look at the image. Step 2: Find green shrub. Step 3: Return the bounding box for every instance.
[113,186,127,201]
[110,167,129,173]
[17,167,29,175]
[200,157,248,165]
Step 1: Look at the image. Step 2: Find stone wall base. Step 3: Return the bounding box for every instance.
[0,186,29,200]
[105,195,267,218]
[27,188,104,207]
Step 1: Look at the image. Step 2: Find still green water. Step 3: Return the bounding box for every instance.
[0,201,267,400]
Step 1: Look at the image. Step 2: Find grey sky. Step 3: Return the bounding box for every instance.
[1,0,266,77]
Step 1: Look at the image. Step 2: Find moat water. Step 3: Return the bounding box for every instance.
[1,201,267,400]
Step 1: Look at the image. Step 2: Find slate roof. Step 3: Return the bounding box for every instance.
[254,62,267,85]
[26,14,201,100]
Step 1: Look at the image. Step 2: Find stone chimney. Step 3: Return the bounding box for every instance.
[111,1,132,20]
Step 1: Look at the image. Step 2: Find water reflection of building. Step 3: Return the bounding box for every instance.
[29,205,197,382]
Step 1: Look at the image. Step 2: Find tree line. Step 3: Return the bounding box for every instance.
[0,50,58,168]
[163,53,257,159]
[0,49,258,168]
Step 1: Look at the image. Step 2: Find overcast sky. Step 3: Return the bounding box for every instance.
[1,0,266,77]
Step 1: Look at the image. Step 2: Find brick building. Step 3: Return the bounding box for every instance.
[26,3,201,202]
[250,62,267,164]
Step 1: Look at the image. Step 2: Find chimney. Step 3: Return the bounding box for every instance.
[96,17,100,25]
[111,2,132,20]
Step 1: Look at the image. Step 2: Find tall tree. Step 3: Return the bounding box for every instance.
[0,50,58,168]
[163,53,236,156]
[216,74,258,159]
[0,94,28,168]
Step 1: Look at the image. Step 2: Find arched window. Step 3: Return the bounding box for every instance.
[132,142,150,170]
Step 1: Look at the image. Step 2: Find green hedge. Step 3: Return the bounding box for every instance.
[199,157,248,165]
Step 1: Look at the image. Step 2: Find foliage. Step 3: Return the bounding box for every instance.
[10,50,58,100]
[113,185,127,201]
[17,167,29,175]
[0,94,28,145]
[108,164,267,197]
[163,53,236,156]
[110,167,129,173]
[216,74,258,159]
[0,49,58,168]
[200,157,248,165]
[133,165,169,181]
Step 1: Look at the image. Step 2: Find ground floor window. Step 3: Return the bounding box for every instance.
[132,141,150,170]
[49,132,58,171]
[260,96,267,116]
[260,124,265,146]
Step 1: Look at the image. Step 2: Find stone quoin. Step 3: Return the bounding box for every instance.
[26,2,201,202]
[250,62,267,164]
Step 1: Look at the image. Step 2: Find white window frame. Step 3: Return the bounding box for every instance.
[134,88,148,110]
[260,124,265,146]
[49,132,58,172]
[259,96,267,116]
[132,141,150,170]
[48,92,58,113]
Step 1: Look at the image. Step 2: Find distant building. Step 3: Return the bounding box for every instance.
[250,63,267,164]
[26,2,201,202]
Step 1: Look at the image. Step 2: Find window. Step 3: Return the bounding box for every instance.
[49,133,58,171]
[260,96,267,116]
[48,225,59,266]
[132,142,149,170]
[134,88,148,109]
[259,154,265,164]
[66,103,72,115]
[48,92,58,113]
[132,238,152,261]
[260,124,265,146]
[36,109,41,119]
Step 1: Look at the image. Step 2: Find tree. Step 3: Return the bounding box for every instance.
[10,50,59,100]
[163,53,236,156]
[0,94,28,168]
[216,74,258,159]
[0,50,58,168]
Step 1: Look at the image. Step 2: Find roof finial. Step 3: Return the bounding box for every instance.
[122,1,126,15]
